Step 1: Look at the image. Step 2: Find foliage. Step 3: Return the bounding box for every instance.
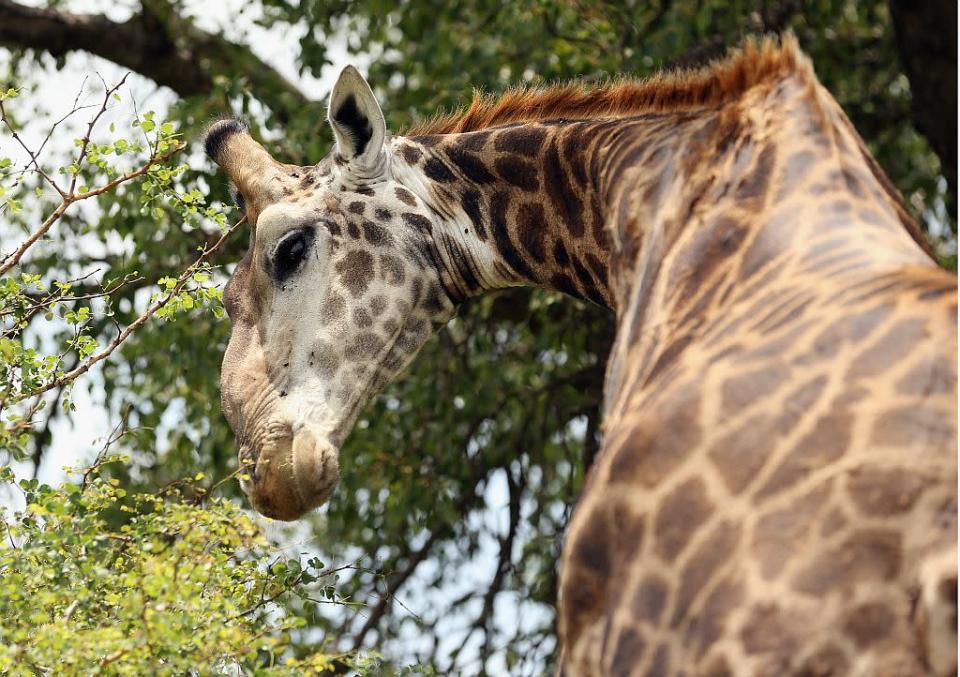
[0,1,955,675]
[270,0,954,239]
[0,455,366,676]
[0,80,229,457]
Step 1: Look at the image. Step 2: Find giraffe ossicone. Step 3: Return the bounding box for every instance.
[205,36,956,675]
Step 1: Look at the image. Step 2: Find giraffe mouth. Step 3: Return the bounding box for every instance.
[238,425,340,520]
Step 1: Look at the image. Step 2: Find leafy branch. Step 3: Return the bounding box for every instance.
[0,77,184,277]
[0,74,237,448]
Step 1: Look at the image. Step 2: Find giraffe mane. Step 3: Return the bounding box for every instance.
[407,34,812,136]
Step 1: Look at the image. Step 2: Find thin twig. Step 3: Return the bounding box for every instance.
[0,98,67,199]
[69,74,129,196]
[0,73,185,277]
[33,76,93,161]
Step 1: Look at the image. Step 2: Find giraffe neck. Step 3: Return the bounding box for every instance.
[596,70,934,415]
[553,68,952,672]
[390,71,930,328]
[391,122,615,308]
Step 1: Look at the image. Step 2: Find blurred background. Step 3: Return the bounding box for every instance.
[0,0,956,674]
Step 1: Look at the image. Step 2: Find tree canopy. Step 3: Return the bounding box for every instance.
[0,1,955,674]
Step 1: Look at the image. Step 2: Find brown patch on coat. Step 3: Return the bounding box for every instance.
[844,601,896,647]
[707,413,778,494]
[751,480,833,580]
[671,521,741,628]
[792,529,902,595]
[608,386,702,488]
[754,411,852,501]
[633,574,670,625]
[335,250,375,296]
[653,476,714,562]
[845,465,932,517]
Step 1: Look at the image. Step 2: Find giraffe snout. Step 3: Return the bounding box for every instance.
[239,425,340,521]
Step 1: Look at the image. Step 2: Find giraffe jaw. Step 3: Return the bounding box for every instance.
[239,423,340,521]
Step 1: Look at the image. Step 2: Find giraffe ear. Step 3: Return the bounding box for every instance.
[328,65,386,171]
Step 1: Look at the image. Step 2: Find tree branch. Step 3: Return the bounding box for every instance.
[0,0,314,123]
[0,76,184,278]
[37,216,245,396]
[349,526,447,651]
[0,215,245,417]
[348,452,498,651]
[476,466,522,664]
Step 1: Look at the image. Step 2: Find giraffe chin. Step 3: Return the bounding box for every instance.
[242,426,340,521]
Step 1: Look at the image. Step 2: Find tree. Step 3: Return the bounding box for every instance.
[1,1,955,674]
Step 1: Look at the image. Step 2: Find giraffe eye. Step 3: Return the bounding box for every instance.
[271,228,314,282]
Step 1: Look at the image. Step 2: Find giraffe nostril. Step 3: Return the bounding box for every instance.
[291,426,340,510]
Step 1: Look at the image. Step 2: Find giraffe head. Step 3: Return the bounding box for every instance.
[205,67,456,520]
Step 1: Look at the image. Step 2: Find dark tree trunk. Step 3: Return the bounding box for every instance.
[889,0,958,222]
[0,0,314,125]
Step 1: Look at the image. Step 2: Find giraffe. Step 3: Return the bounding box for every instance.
[204,36,957,675]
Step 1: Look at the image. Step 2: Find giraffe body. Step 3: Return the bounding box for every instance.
[205,36,957,674]
[558,58,957,676]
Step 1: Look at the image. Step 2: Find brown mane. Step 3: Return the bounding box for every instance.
[407,34,812,136]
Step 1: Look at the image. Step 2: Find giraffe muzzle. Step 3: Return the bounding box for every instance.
[239,425,340,521]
